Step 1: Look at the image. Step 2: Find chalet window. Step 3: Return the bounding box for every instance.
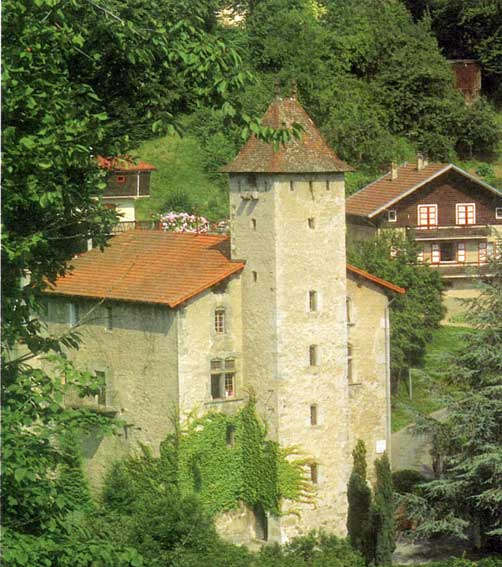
[214,308,225,334]
[346,297,354,325]
[456,203,476,225]
[105,306,113,331]
[431,243,440,264]
[309,290,318,312]
[69,302,80,327]
[308,218,315,229]
[388,210,397,222]
[440,242,455,262]
[496,207,502,220]
[210,358,235,399]
[310,404,318,426]
[95,370,106,406]
[417,204,437,227]
[347,343,353,383]
[310,463,318,484]
[116,175,126,184]
[479,241,487,264]
[457,242,466,263]
[309,345,318,367]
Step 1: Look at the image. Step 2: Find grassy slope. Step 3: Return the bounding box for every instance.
[391,325,470,432]
[133,134,228,222]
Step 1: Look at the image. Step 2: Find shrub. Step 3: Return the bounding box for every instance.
[392,469,427,494]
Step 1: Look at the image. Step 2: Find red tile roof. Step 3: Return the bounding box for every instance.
[346,162,451,218]
[221,96,352,173]
[97,155,157,172]
[45,231,244,308]
[347,264,405,295]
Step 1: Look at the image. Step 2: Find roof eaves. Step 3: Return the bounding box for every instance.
[346,264,405,294]
[449,164,502,197]
[169,262,245,308]
[367,164,453,218]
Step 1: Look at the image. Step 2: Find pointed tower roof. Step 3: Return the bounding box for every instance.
[221,96,353,173]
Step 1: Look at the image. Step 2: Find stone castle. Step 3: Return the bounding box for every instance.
[43,94,404,543]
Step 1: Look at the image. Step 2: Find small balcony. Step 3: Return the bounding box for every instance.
[410,225,491,241]
[427,262,492,279]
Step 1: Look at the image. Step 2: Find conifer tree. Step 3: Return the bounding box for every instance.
[370,453,396,565]
[347,440,372,560]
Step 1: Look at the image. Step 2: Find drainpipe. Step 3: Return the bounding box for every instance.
[384,296,398,460]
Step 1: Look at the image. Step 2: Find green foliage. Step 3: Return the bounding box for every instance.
[347,441,372,560]
[392,469,428,495]
[370,454,396,565]
[103,401,306,519]
[403,254,502,549]
[348,231,445,391]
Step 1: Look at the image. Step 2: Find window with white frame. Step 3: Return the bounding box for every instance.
[431,243,440,263]
[388,210,397,222]
[210,358,235,399]
[496,207,502,220]
[69,302,80,327]
[214,307,225,334]
[456,203,476,225]
[417,204,437,226]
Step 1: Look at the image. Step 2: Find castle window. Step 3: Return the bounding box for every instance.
[210,358,235,399]
[347,343,353,383]
[68,302,80,327]
[252,271,258,283]
[346,297,354,325]
[309,290,318,312]
[388,210,397,222]
[326,180,330,191]
[290,180,294,191]
[308,218,315,229]
[251,218,257,230]
[95,370,106,406]
[496,207,502,220]
[105,306,113,331]
[310,463,318,484]
[214,308,225,334]
[309,180,313,191]
[116,175,126,184]
[226,424,236,447]
[310,404,318,426]
[309,345,318,367]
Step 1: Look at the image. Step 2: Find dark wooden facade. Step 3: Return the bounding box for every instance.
[375,171,502,229]
[103,171,152,199]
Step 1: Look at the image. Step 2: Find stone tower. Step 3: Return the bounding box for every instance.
[221,94,354,541]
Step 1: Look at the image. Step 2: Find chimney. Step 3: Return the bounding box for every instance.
[390,162,398,180]
[417,153,424,171]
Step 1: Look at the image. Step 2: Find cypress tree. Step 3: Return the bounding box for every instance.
[347,440,372,560]
[370,453,395,565]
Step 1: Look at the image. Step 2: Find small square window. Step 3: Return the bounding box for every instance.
[215,308,225,333]
[116,175,126,184]
[310,404,318,426]
[309,345,318,367]
[496,208,502,220]
[310,463,318,484]
[308,218,315,229]
[388,210,397,222]
[309,290,318,312]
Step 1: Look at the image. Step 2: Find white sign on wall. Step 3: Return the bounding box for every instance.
[376,439,387,454]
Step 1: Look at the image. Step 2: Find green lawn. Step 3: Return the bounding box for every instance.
[133,134,228,222]
[391,325,470,432]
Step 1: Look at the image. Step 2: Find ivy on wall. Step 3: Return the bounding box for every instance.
[161,400,309,516]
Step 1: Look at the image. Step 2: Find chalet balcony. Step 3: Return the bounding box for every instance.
[427,261,492,279]
[410,225,491,241]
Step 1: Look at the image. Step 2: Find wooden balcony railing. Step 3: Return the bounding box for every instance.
[410,225,491,240]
